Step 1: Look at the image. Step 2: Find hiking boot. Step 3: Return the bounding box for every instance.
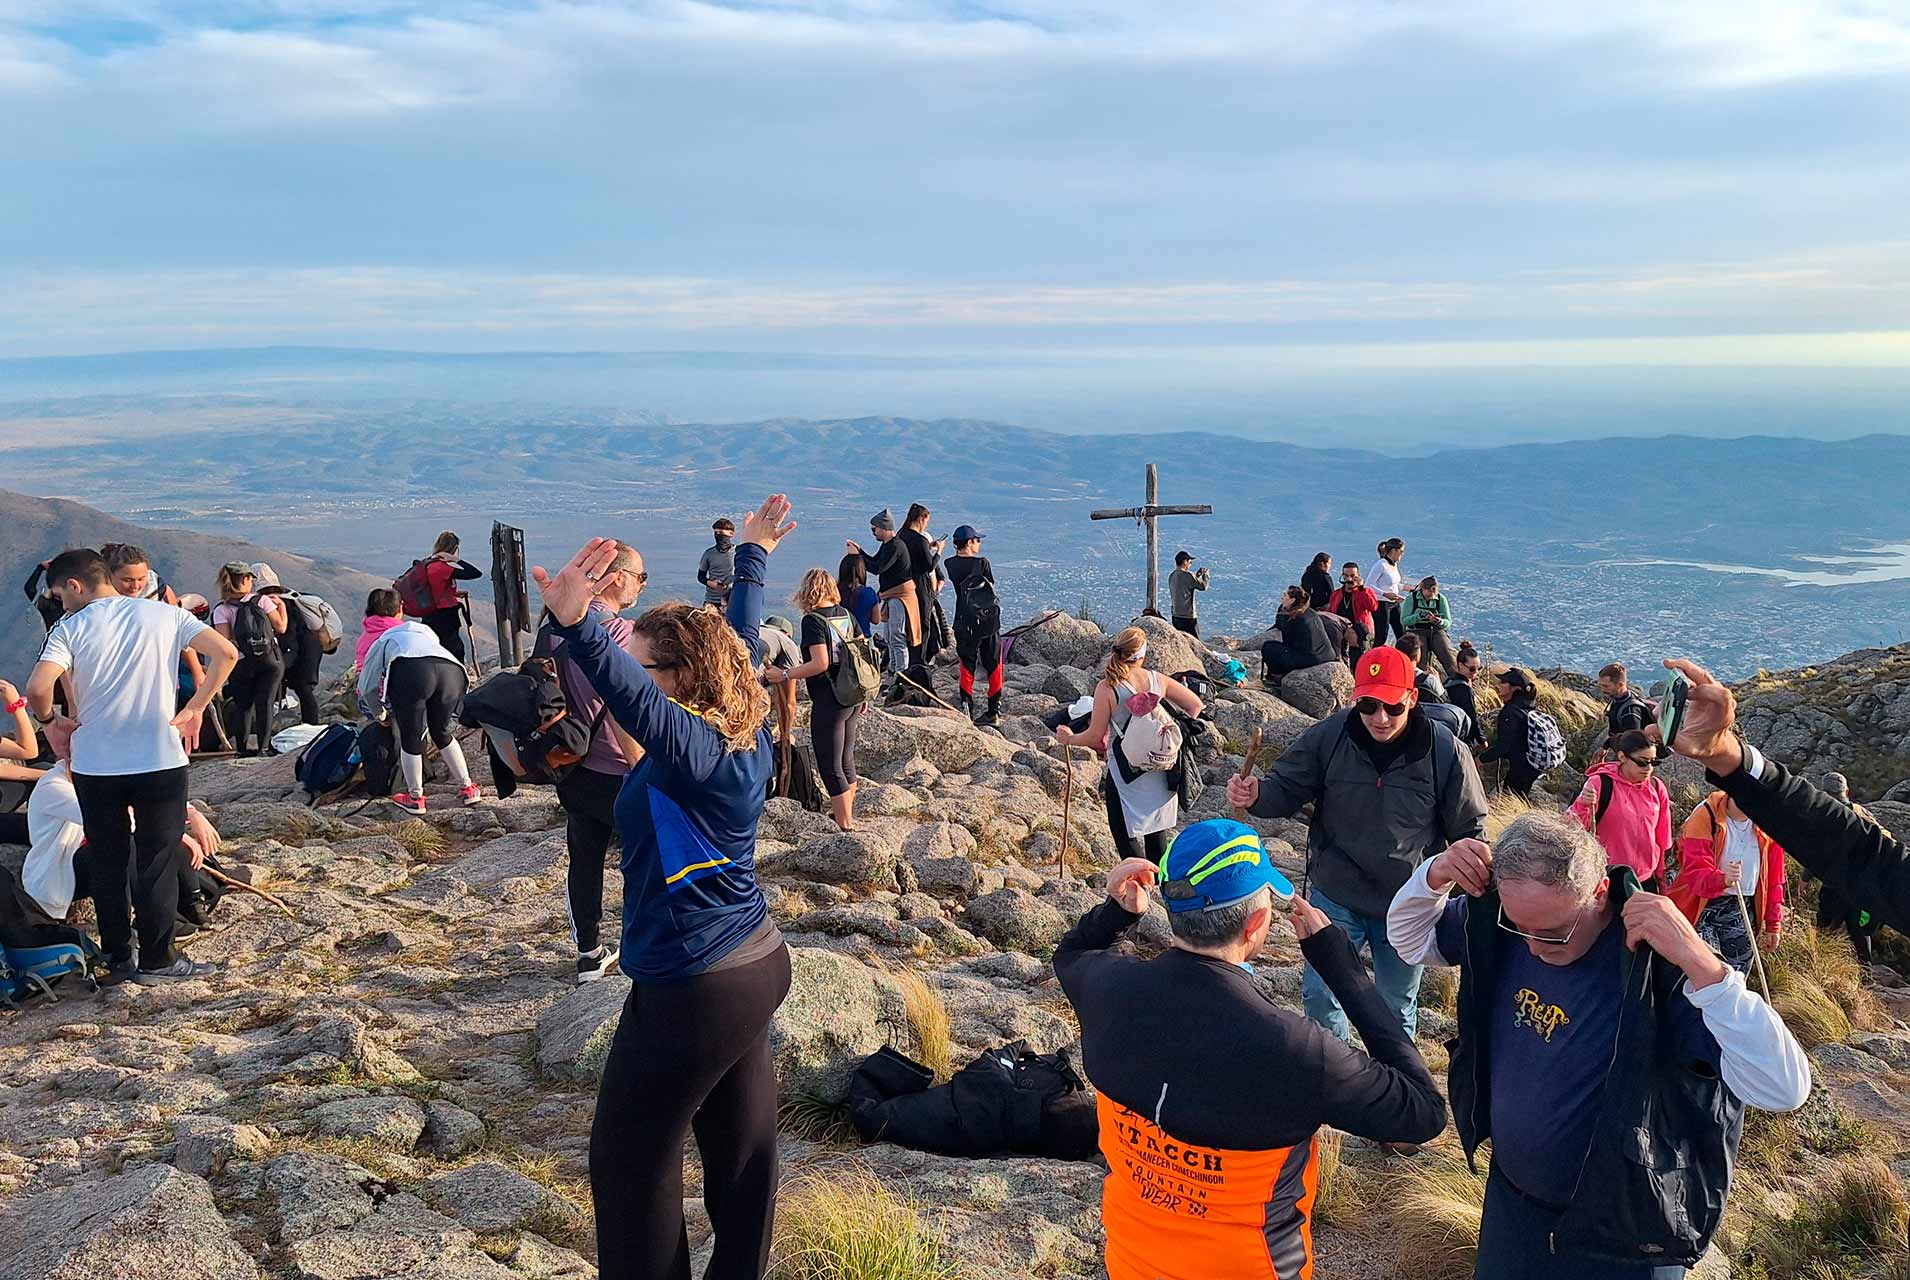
[103,953,140,986]
[576,945,620,984]
[389,792,427,815]
[958,692,974,721]
[134,957,219,985]
[976,694,1001,729]
[458,783,483,807]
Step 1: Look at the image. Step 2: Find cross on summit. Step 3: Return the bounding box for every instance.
[1090,463,1213,617]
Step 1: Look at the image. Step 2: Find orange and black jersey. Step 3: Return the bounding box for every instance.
[1054,900,1447,1280]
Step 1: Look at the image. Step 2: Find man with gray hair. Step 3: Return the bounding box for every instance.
[1388,811,1810,1278]
[1056,818,1446,1280]
[1814,771,1883,965]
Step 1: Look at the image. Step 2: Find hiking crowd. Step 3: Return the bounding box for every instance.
[3,505,1907,1280]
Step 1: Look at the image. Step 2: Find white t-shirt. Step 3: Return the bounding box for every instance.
[1721,816,1761,897]
[38,595,209,776]
[1367,557,1403,601]
[23,761,86,919]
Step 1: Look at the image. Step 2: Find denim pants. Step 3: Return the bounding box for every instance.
[1301,885,1424,1041]
[879,606,910,674]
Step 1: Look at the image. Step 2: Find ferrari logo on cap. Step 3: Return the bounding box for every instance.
[1369,662,1382,676]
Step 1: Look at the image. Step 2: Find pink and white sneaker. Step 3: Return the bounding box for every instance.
[459,783,483,807]
[389,792,427,815]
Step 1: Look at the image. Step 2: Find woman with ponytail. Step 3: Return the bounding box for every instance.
[1056,626,1204,860]
[534,494,797,1280]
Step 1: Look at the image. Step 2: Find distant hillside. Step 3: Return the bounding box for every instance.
[0,490,393,679]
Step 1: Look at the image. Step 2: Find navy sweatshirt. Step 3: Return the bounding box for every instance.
[553,542,774,980]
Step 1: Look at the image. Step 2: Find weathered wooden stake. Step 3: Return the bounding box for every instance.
[1089,464,1214,617]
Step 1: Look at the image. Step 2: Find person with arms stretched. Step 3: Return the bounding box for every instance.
[1388,809,1809,1278]
[1056,819,1447,1280]
[535,495,795,1280]
[27,548,238,983]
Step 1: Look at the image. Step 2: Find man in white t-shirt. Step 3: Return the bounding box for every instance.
[26,548,238,984]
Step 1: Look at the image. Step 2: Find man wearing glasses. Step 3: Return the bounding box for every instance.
[1226,645,1487,1047]
[1387,809,1810,1278]
[540,540,649,985]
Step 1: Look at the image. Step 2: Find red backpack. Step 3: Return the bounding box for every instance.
[393,559,456,617]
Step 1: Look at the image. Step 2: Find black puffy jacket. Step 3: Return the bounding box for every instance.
[847,1042,1100,1160]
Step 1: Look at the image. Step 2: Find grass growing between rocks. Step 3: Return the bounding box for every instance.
[1482,791,1532,842]
[367,818,449,860]
[1738,1156,1910,1279]
[896,973,954,1082]
[1768,925,1878,1042]
[779,1091,858,1145]
[273,809,354,844]
[1312,1131,1376,1230]
[770,1170,962,1280]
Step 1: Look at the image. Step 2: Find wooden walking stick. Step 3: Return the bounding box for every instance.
[1232,728,1264,822]
[203,865,296,919]
[1059,745,1075,877]
[1728,870,1774,1002]
[896,670,966,718]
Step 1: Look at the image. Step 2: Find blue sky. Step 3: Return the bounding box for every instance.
[5,1,1910,361]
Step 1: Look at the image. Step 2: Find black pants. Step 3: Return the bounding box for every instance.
[557,766,624,953]
[1501,761,1541,798]
[283,622,324,723]
[1103,779,1167,862]
[71,766,189,969]
[1373,601,1403,647]
[1261,640,1326,679]
[1172,615,1199,638]
[592,944,793,1280]
[1475,1165,1684,1278]
[808,686,863,798]
[955,628,1002,700]
[227,655,284,752]
[424,606,465,662]
[387,656,467,754]
[1817,886,1877,965]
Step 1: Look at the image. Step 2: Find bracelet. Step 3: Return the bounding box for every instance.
[5,698,26,714]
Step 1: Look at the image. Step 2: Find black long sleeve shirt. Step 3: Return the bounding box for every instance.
[860,537,913,592]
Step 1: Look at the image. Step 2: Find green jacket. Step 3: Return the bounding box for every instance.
[1401,588,1451,630]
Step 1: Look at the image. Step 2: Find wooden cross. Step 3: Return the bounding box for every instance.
[1090,464,1214,616]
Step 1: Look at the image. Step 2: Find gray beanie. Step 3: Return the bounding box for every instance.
[870,508,895,532]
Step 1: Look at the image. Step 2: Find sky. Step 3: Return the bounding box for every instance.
[5,1,1910,365]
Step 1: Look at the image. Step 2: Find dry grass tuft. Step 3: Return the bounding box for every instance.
[1747,1155,1910,1277]
[1483,791,1532,842]
[779,1091,858,1145]
[896,973,955,1082]
[1769,925,1877,1033]
[770,1170,961,1280]
[1771,976,1853,1049]
[1374,1148,1488,1280]
[370,818,449,860]
[1312,1130,1377,1229]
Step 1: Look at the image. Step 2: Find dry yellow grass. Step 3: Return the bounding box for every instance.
[770,1170,961,1280]
[1769,925,1877,1033]
[1746,1155,1910,1277]
[1483,791,1533,841]
[1312,1130,1376,1229]
[1374,1148,1488,1280]
[895,972,955,1082]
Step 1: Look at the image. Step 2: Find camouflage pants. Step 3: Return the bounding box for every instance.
[1696,895,1755,975]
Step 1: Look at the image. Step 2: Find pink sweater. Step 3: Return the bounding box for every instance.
[1569,760,1673,881]
[354,614,403,672]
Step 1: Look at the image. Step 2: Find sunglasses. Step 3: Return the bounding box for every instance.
[1625,754,1657,770]
[1499,902,1586,948]
[1355,696,1409,717]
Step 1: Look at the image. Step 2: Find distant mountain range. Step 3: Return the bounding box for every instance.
[3,401,1908,678]
[0,490,390,679]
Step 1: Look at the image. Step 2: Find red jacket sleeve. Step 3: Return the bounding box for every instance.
[1670,828,1727,918]
[1767,843,1787,929]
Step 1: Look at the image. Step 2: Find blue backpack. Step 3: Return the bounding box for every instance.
[0,867,104,1005]
[296,723,362,800]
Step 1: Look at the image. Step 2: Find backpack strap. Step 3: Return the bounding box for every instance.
[1595,773,1615,828]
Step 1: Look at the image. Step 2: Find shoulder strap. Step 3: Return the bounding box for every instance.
[1595,773,1615,827]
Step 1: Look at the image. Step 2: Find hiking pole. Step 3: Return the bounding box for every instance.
[896,670,965,718]
[202,865,295,919]
[1732,889,1774,1003]
[1059,744,1075,878]
[1233,728,1263,822]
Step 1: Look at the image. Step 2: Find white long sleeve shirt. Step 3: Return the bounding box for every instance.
[1367,557,1403,602]
[1387,859,1811,1112]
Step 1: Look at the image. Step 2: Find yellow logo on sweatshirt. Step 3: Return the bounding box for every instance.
[1512,988,1571,1043]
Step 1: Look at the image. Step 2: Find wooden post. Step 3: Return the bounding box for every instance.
[1090,465,1213,618]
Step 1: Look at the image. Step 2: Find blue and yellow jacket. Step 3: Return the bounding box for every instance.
[553,543,773,981]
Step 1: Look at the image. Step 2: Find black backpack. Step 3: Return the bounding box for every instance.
[953,563,1002,635]
[458,652,601,797]
[229,594,280,662]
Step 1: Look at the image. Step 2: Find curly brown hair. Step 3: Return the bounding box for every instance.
[631,604,768,752]
[792,568,841,615]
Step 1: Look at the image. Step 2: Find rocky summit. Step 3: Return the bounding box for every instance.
[3,619,1910,1280]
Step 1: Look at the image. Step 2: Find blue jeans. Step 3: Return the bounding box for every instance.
[879,606,910,675]
[1475,1166,1686,1278]
[1301,886,1424,1042]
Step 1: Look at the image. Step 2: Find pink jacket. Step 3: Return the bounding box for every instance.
[354,614,403,672]
[1569,760,1673,882]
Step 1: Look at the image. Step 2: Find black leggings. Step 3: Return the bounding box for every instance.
[283,622,324,723]
[386,656,467,754]
[557,766,624,953]
[424,606,466,662]
[1373,601,1403,647]
[1104,779,1168,862]
[592,944,793,1280]
[1817,886,1877,965]
[1261,640,1325,679]
[228,656,284,752]
[808,685,862,798]
[71,766,188,969]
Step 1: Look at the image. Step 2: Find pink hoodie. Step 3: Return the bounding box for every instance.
[1569,760,1673,881]
[354,614,403,672]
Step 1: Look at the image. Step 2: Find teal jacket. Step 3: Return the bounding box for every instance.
[1401,589,1451,631]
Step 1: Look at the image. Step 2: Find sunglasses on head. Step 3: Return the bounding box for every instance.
[1355,696,1409,717]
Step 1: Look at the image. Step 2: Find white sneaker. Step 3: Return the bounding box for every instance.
[576,946,620,984]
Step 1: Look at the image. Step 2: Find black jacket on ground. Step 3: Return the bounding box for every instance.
[847,1041,1099,1160]
[1717,753,1909,934]
[1447,867,1742,1268]
[1054,899,1446,1151]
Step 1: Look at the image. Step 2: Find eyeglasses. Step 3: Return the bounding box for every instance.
[1625,755,1657,770]
[1499,902,1585,948]
[1355,696,1409,717]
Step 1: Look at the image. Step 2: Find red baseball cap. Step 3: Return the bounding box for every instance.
[1353,646,1417,704]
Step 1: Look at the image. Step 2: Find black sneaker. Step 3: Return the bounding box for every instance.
[102,953,140,986]
[576,946,620,985]
[134,957,218,985]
